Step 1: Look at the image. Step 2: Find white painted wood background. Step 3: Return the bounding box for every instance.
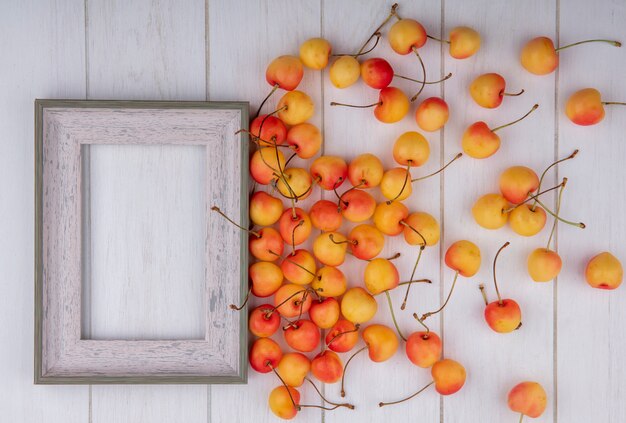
[1,0,625,422]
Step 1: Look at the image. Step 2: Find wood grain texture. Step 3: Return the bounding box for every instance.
[84,0,209,419]
[322,1,442,422]
[442,1,557,422]
[0,1,90,422]
[557,1,626,422]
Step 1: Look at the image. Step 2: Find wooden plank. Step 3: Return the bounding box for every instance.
[86,0,208,421]
[0,0,89,421]
[442,1,557,422]
[557,1,626,422]
[208,0,323,422]
[322,1,442,422]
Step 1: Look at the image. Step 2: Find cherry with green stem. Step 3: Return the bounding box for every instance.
[492,242,510,306]
[379,381,435,407]
[332,32,382,58]
[230,286,252,310]
[478,283,488,306]
[546,178,567,250]
[419,271,459,321]
[503,180,566,213]
[555,39,621,52]
[531,149,578,211]
[304,377,355,410]
[340,346,368,397]
[491,104,539,132]
[400,245,425,310]
[411,152,463,183]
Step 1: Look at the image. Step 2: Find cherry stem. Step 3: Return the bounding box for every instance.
[229,286,252,311]
[491,104,538,133]
[378,381,434,407]
[411,153,463,183]
[236,128,290,148]
[493,242,510,305]
[304,378,355,409]
[412,312,430,334]
[519,413,525,423]
[211,206,260,238]
[395,279,432,287]
[394,72,453,85]
[355,3,399,55]
[385,290,407,341]
[502,89,525,97]
[334,33,382,58]
[421,271,459,321]
[601,101,626,106]
[284,152,298,168]
[291,220,304,254]
[255,84,279,119]
[269,288,314,315]
[410,46,427,102]
[427,34,450,44]
[478,283,489,306]
[329,233,356,246]
[399,221,427,246]
[386,252,402,260]
[268,364,300,409]
[532,149,578,211]
[324,324,361,351]
[534,194,585,228]
[555,39,621,52]
[340,346,367,397]
[387,162,412,204]
[504,180,565,213]
[546,180,567,250]
[330,101,382,109]
[401,246,425,310]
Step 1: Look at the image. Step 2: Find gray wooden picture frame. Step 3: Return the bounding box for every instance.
[34,99,249,384]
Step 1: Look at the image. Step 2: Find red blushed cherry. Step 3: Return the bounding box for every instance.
[311,350,343,384]
[309,297,340,329]
[339,189,376,223]
[326,319,359,353]
[249,304,281,338]
[360,57,394,89]
[249,227,284,262]
[249,337,283,373]
[250,114,287,146]
[278,207,312,246]
[284,319,321,353]
[310,155,348,190]
[309,199,343,232]
[405,331,442,368]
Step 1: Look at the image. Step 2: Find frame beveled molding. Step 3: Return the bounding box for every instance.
[34,99,249,384]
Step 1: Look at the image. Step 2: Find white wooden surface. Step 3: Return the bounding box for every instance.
[1,0,625,422]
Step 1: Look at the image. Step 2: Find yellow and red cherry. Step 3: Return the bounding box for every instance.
[250,114,287,146]
[565,88,626,126]
[309,297,340,329]
[586,252,623,290]
[312,266,347,298]
[499,166,539,204]
[403,212,440,246]
[527,248,562,282]
[345,224,385,260]
[341,287,378,324]
[373,201,409,236]
[268,385,299,420]
[348,153,384,188]
[470,73,524,109]
[313,232,347,266]
[329,56,361,89]
[330,87,410,124]
[250,337,283,373]
[274,284,312,318]
[277,90,314,126]
[249,147,286,185]
[388,19,427,54]
[249,261,283,298]
[360,57,394,89]
[415,97,449,132]
[249,227,284,261]
[393,131,430,166]
[249,304,281,338]
[326,319,360,353]
[448,26,481,59]
[521,36,620,76]
[405,331,442,368]
[445,240,481,277]
[462,104,538,159]
[275,167,312,201]
[483,242,522,333]
[309,199,343,232]
[299,37,332,70]
[362,324,399,362]
[364,258,399,295]
[286,123,322,159]
[472,193,509,230]
[284,319,320,352]
[281,249,316,285]
[508,381,547,419]
[278,208,312,247]
[311,350,343,384]
[431,359,466,395]
[277,352,311,387]
[508,204,547,237]
[310,155,348,190]
[380,167,413,202]
[339,189,376,222]
[266,55,303,91]
[250,191,283,226]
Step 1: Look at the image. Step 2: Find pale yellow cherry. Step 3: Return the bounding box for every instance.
[393,131,430,166]
[275,167,312,201]
[313,232,347,266]
[373,201,409,236]
[364,258,399,295]
[508,205,547,236]
[329,56,361,88]
[403,211,440,246]
[380,168,412,202]
[586,252,623,290]
[472,193,509,230]
[341,287,378,324]
[249,191,283,226]
[299,37,332,70]
[277,91,314,125]
[527,248,562,282]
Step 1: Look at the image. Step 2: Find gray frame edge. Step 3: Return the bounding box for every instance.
[34,99,250,385]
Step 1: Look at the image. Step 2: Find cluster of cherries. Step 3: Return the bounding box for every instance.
[212,3,624,421]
